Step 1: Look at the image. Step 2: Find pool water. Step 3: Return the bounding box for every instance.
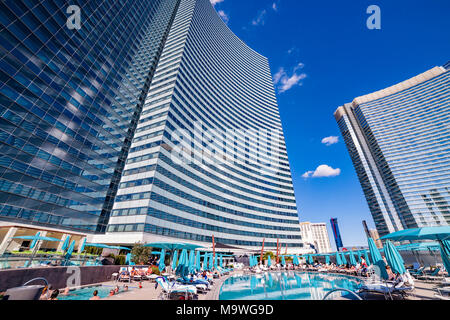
[58,285,133,300]
[219,272,364,300]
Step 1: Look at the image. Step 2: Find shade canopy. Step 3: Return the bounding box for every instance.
[281,255,286,267]
[384,240,406,274]
[109,246,131,251]
[380,226,450,242]
[85,243,112,249]
[14,235,62,242]
[267,255,272,267]
[144,242,203,251]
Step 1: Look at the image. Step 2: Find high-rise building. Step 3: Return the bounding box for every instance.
[92,0,302,252]
[0,0,179,233]
[0,0,303,252]
[299,222,332,253]
[330,218,343,251]
[335,63,450,237]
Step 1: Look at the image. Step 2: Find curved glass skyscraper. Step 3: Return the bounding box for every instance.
[0,0,180,233]
[0,0,303,252]
[97,0,303,252]
[335,63,450,237]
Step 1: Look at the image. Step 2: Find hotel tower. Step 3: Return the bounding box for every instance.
[0,0,303,252]
[335,63,450,237]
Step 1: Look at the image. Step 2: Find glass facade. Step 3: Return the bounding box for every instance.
[0,0,302,251]
[0,0,180,232]
[103,0,303,250]
[335,64,450,237]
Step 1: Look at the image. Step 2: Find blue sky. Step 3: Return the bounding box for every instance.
[210,0,450,249]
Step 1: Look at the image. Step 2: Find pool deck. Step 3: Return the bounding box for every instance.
[80,270,444,301]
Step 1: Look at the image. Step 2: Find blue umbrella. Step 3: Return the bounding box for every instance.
[195,251,201,272]
[172,250,178,270]
[214,253,218,269]
[14,235,62,243]
[381,226,450,242]
[439,240,450,274]
[281,255,286,267]
[368,237,388,280]
[125,253,131,265]
[158,249,166,272]
[308,254,313,264]
[363,250,371,265]
[208,253,214,270]
[293,255,299,266]
[267,255,272,267]
[335,252,342,265]
[219,254,223,268]
[325,255,330,265]
[203,253,208,270]
[65,240,76,260]
[384,240,406,275]
[61,235,70,252]
[340,252,347,265]
[349,251,357,266]
[189,250,195,273]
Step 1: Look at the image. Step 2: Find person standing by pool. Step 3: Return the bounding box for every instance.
[90,290,100,300]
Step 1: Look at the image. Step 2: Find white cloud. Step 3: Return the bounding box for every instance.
[321,136,339,146]
[273,63,307,93]
[218,10,229,23]
[252,9,267,26]
[302,165,341,178]
[210,0,224,6]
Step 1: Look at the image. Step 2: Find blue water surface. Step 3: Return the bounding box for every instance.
[219,272,364,300]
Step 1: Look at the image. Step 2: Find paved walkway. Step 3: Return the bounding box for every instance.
[87,271,444,301]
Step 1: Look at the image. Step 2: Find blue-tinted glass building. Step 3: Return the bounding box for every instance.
[0,0,303,252]
[0,0,180,232]
[335,63,450,237]
[93,0,303,252]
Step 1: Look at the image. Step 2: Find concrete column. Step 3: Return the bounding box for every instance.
[57,234,70,252]
[0,227,18,255]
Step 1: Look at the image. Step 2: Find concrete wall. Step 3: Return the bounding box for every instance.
[0,265,122,292]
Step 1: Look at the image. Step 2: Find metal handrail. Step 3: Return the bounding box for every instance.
[22,277,49,287]
[322,288,363,300]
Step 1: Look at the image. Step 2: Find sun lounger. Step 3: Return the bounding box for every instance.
[358,281,395,299]
[156,277,197,300]
[418,267,442,282]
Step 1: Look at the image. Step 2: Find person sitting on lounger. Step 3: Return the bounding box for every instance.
[109,290,115,297]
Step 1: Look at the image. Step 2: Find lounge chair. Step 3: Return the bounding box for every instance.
[358,281,395,300]
[118,267,130,282]
[418,267,442,282]
[410,266,425,277]
[156,277,197,300]
[434,287,450,300]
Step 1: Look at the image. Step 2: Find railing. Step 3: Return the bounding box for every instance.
[322,288,363,300]
[23,277,49,287]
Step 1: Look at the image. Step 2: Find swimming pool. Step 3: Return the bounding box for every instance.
[58,285,133,300]
[219,272,364,300]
